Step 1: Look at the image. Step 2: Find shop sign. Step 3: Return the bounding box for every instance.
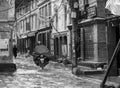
[87,6,97,18]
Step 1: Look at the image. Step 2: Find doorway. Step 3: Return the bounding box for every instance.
[115,25,120,75]
[107,21,120,76]
[112,24,120,75]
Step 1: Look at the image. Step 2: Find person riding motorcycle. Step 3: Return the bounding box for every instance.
[33,41,50,69]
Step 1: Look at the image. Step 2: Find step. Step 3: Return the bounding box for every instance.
[73,66,104,75]
[103,82,120,88]
[78,61,107,69]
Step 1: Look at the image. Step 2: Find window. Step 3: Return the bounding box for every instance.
[30,15,34,30]
[35,15,37,29]
[45,5,47,17]
[25,3,30,13]
[39,8,42,27]
[30,16,33,30]
[20,21,22,30]
[32,15,34,29]
[26,17,30,31]
[69,13,72,24]
[16,11,19,18]
[30,0,32,10]
[48,3,51,16]
[84,0,88,5]
[79,0,85,11]
[23,7,25,14]
[33,0,36,9]
[42,7,44,25]
[43,6,45,18]
[23,20,25,32]
[33,15,36,30]
[21,20,24,32]
[19,8,21,16]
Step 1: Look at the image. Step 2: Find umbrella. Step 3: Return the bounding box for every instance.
[34,45,54,58]
[35,45,49,54]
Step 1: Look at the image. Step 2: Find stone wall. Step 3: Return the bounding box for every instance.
[97,23,108,62]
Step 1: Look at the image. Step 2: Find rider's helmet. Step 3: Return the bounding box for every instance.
[37,41,42,45]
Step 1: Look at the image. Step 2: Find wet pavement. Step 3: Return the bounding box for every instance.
[0,54,100,88]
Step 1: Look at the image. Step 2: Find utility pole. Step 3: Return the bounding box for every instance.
[68,0,79,70]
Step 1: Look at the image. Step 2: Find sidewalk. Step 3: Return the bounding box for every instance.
[51,60,120,87]
[64,64,120,87]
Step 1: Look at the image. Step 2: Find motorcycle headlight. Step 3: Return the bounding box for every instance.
[40,55,44,58]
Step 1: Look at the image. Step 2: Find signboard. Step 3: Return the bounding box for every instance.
[87,6,97,18]
[79,0,84,11]
[0,39,9,56]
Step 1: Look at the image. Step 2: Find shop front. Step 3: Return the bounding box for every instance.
[17,34,27,54]
[53,33,68,58]
[36,29,51,50]
[27,31,36,54]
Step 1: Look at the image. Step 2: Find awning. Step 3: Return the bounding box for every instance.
[27,31,36,37]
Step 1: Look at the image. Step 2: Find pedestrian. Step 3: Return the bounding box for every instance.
[13,44,17,59]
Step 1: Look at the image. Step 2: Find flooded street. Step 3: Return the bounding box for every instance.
[0,55,100,88]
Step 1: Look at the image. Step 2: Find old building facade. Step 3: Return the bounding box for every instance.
[37,0,71,59]
[15,0,38,54]
[51,0,72,59]
[14,0,120,75]
[37,0,52,50]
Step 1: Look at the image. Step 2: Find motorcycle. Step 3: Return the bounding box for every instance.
[32,44,55,69]
[32,52,49,69]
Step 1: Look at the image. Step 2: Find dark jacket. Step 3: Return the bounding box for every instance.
[13,45,17,58]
